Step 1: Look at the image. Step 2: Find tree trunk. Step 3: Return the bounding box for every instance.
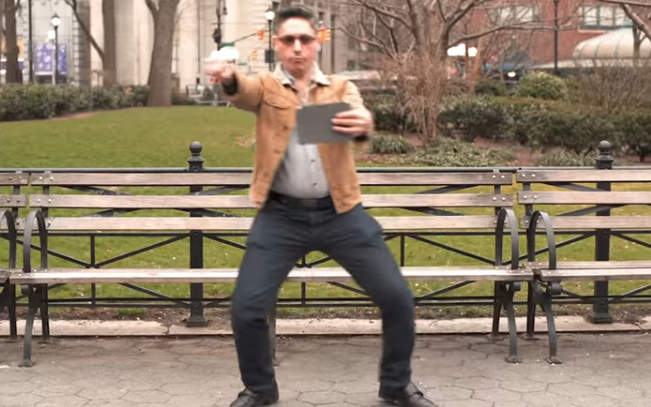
[0,0,5,60]
[633,26,641,66]
[102,0,117,86]
[4,0,19,83]
[146,0,180,107]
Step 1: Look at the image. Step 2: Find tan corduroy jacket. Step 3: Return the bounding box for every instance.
[224,65,372,214]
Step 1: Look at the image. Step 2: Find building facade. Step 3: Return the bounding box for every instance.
[87,0,358,89]
[470,0,636,73]
[1,0,91,85]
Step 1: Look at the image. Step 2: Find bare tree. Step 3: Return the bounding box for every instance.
[0,0,4,60]
[3,0,20,83]
[145,0,180,107]
[102,0,117,85]
[64,0,117,86]
[597,0,651,39]
[341,0,560,142]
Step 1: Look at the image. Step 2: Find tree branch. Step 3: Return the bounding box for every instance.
[449,22,548,48]
[339,23,394,58]
[597,0,651,7]
[620,3,651,39]
[375,12,401,55]
[144,0,158,17]
[64,0,105,61]
[352,0,412,31]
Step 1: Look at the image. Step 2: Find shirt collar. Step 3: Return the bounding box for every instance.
[272,62,330,87]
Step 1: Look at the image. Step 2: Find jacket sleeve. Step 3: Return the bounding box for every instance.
[342,79,375,138]
[221,71,264,113]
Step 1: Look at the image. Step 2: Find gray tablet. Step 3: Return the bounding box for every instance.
[296,102,352,145]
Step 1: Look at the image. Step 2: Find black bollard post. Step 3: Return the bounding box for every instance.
[186,142,208,327]
[588,140,614,324]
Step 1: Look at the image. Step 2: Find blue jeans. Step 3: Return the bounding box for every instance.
[230,196,415,393]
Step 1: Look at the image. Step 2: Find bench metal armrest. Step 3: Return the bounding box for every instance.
[22,210,49,273]
[527,210,557,270]
[0,210,17,270]
[496,208,520,270]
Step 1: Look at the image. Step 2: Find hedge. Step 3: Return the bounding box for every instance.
[0,84,196,122]
[435,95,651,161]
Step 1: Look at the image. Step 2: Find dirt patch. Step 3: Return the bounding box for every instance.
[58,112,96,120]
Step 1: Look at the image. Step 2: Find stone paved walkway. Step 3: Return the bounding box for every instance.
[0,333,650,406]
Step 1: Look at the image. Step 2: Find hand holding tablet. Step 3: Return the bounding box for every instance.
[296,103,371,144]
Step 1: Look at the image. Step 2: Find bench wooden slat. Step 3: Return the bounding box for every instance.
[8,266,532,284]
[29,194,513,209]
[30,173,252,187]
[0,195,27,207]
[518,191,651,205]
[30,172,513,186]
[529,261,651,270]
[0,270,9,282]
[517,169,651,183]
[17,215,507,231]
[520,216,651,230]
[0,173,28,186]
[539,268,651,282]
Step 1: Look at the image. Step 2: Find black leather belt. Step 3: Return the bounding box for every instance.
[268,191,334,210]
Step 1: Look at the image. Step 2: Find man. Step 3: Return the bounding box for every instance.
[205,6,438,407]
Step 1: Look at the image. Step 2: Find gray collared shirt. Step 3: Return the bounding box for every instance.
[270,66,330,199]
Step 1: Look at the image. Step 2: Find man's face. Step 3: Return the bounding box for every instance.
[274,17,318,76]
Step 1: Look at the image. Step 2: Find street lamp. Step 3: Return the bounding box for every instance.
[265,9,275,71]
[212,0,228,50]
[51,13,60,84]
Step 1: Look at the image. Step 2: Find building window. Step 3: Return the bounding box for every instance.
[489,5,538,26]
[346,60,356,70]
[580,5,632,29]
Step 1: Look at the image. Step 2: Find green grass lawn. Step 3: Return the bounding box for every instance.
[1,107,651,321]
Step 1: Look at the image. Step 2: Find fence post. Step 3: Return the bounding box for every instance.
[588,140,613,324]
[186,142,207,327]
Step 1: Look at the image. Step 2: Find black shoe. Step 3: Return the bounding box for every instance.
[228,386,279,407]
[379,382,439,407]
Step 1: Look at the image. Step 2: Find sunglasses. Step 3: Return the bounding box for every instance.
[278,35,316,46]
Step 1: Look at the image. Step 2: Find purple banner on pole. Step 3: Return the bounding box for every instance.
[34,43,68,75]
[0,60,25,71]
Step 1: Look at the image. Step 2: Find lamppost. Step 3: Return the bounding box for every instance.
[210,0,227,106]
[28,0,34,82]
[553,0,560,76]
[265,9,275,71]
[212,0,228,51]
[51,13,60,84]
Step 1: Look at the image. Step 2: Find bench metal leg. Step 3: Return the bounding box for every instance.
[504,283,520,364]
[528,281,562,364]
[268,307,278,367]
[489,282,502,341]
[542,282,562,365]
[0,283,18,341]
[38,286,52,343]
[524,282,538,341]
[488,282,521,363]
[19,286,41,368]
[8,284,18,341]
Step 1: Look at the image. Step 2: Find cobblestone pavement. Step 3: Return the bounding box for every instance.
[0,333,650,406]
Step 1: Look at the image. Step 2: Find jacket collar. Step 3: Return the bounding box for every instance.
[272,62,330,86]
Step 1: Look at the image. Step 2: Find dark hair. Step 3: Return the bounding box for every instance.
[274,6,317,32]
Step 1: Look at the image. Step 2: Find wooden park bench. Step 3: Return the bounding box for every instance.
[517,147,651,364]
[0,172,27,342]
[5,155,529,367]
